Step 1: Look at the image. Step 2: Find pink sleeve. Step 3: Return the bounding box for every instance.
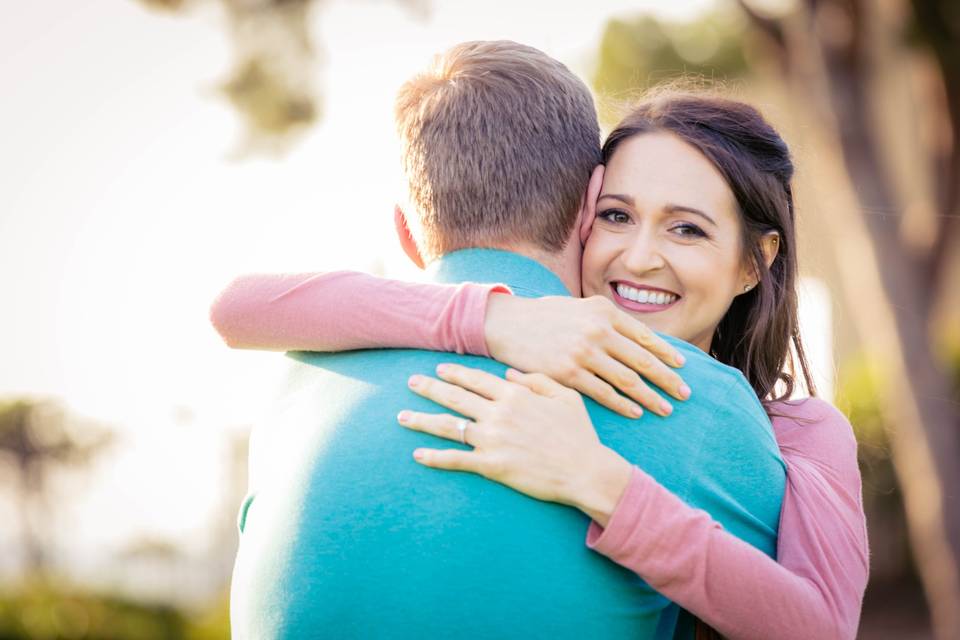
[585,398,868,640]
[209,271,510,356]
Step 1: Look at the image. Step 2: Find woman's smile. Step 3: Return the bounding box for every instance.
[609,281,681,313]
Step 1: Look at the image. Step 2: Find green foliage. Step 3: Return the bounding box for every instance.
[0,580,230,640]
[592,11,750,126]
[0,581,185,640]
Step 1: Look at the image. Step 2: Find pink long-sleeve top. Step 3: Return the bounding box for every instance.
[210,270,869,640]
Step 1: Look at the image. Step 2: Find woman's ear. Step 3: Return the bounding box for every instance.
[740,231,781,293]
[394,205,426,269]
[759,231,780,270]
[579,164,605,247]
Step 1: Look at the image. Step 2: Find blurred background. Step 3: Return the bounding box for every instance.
[1,0,957,637]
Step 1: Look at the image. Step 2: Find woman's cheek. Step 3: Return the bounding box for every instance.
[581,233,614,297]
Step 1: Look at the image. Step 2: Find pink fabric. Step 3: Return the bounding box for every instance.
[586,398,868,639]
[210,270,869,640]
[209,271,509,356]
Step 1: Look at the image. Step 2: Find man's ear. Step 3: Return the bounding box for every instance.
[394,205,425,270]
[579,164,605,247]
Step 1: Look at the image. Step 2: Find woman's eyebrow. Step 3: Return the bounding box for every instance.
[598,193,634,205]
[665,204,717,227]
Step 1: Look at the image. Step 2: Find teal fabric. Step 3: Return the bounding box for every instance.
[230,249,786,640]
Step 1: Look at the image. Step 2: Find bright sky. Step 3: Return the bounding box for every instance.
[1,0,724,580]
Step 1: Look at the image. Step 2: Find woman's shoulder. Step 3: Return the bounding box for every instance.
[766,397,858,473]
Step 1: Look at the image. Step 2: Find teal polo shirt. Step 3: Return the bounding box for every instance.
[230,248,785,639]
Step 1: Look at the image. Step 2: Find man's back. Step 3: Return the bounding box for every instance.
[230,250,785,639]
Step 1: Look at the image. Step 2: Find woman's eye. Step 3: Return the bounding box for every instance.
[671,223,707,238]
[598,209,631,224]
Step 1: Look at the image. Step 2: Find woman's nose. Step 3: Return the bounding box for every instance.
[621,232,667,275]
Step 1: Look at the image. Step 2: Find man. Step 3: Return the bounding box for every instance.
[230,40,785,638]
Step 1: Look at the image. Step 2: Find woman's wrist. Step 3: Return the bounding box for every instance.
[483,292,521,362]
[568,446,633,528]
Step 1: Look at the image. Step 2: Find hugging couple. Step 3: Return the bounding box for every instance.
[211,40,868,639]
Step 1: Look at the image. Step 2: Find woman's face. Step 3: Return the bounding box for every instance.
[582,132,753,352]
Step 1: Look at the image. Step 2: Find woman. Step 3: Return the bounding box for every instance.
[211,93,868,639]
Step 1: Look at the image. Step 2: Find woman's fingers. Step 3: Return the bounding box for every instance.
[582,349,673,417]
[611,311,687,369]
[605,333,690,403]
[509,366,644,418]
[398,410,478,446]
[573,372,646,418]
[408,374,489,419]
[434,363,513,400]
[412,447,479,472]
[505,369,563,397]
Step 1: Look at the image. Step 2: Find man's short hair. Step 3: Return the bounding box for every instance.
[395,40,601,260]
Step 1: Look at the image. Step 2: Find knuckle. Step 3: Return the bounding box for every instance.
[633,352,654,371]
[617,374,641,393]
[532,373,552,387]
[569,340,593,362]
[555,362,581,382]
[582,322,607,343]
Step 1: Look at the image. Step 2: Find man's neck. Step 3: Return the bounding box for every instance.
[465,241,582,296]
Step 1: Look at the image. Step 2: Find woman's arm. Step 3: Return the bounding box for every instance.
[586,398,868,640]
[209,271,506,355]
[401,368,867,640]
[209,271,688,416]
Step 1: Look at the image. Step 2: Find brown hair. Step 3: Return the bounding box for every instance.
[395,40,601,260]
[603,92,816,402]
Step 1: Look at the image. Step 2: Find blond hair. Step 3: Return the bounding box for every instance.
[395,41,601,259]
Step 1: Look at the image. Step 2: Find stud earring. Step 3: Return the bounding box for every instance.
[743,284,753,292]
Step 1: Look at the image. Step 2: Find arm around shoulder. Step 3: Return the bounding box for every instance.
[208,270,509,353]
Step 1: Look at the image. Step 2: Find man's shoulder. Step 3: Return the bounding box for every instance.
[281,348,504,395]
[661,337,769,427]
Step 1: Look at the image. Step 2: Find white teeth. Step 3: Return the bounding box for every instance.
[616,284,677,305]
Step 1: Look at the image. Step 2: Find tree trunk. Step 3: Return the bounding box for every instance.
[792,2,960,637]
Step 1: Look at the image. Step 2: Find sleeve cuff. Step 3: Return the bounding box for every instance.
[462,283,512,357]
[586,466,651,556]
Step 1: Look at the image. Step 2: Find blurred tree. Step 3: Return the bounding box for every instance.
[729,1,960,637]
[0,399,112,574]
[134,0,428,153]
[593,11,749,124]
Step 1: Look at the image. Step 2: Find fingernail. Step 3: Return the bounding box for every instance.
[660,400,673,416]
[631,404,644,418]
[397,410,412,424]
[676,354,686,367]
[413,449,425,461]
[408,375,422,388]
[679,384,691,400]
[436,364,449,375]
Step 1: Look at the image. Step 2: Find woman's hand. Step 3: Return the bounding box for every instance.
[484,294,690,418]
[400,363,633,525]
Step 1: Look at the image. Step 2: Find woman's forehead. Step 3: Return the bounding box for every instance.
[603,132,736,219]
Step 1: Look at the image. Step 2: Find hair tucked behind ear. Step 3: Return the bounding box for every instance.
[603,92,816,402]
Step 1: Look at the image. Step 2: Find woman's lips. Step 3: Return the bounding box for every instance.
[609,283,681,313]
